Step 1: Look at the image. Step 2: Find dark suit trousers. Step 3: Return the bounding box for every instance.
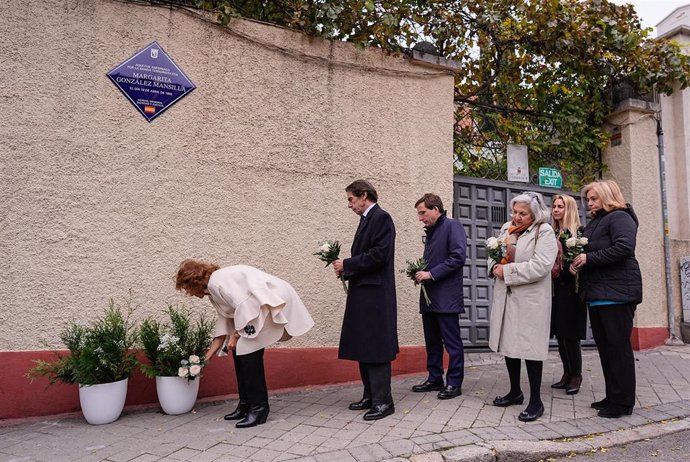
[359,362,392,405]
[589,303,636,408]
[422,312,465,387]
[232,348,268,406]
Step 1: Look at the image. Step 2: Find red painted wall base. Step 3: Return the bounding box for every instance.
[3,329,669,420]
[1,346,430,420]
[631,327,669,351]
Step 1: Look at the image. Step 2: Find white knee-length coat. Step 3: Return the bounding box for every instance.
[206,265,314,356]
[488,222,558,361]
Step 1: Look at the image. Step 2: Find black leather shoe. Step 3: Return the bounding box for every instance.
[236,403,269,428]
[591,398,610,410]
[224,402,248,420]
[348,398,372,411]
[363,403,395,421]
[518,404,544,422]
[565,375,582,395]
[412,380,444,393]
[493,392,524,407]
[551,373,570,389]
[437,385,462,400]
[597,406,633,418]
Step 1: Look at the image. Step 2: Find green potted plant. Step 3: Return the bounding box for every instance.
[27,298,138,425]
[139,305,214,415]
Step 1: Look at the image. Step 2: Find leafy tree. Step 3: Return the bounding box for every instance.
[189,0,690,189]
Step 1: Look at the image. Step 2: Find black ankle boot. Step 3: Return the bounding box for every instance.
[224,401,249,420]
[236,403,269,428]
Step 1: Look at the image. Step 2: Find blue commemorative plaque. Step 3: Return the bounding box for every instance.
[107,41,196,122]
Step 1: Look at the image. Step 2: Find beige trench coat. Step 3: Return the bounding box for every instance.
[207,265,314,356]
[488,222,558,361]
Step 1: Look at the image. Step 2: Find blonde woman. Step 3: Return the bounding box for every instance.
[570,180,642,418]
[550,195,586,395]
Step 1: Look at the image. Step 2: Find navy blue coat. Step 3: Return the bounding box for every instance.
[420,213,467,313]
[579,207,643,304]
[339,203,399,363]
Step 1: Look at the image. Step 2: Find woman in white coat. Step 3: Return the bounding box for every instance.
[488,192,558,422]
[176,259,314,428]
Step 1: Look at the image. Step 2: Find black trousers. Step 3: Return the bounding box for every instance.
[232,348,268,406]
[359,361,392,406]
[589,303,636,409]
[556,337,582,376]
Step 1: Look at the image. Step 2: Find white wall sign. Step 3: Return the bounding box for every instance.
[507,144,529,183]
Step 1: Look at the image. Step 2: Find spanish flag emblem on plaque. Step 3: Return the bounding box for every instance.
[144,106,156,114]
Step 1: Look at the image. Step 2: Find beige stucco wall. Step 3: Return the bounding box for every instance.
[603,102,668,330]
[0,1,455,351]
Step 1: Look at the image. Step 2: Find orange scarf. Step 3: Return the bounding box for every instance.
[502,222,531,264]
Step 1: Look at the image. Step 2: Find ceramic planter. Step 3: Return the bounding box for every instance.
[155,376,200,415]
[78,378,128,425]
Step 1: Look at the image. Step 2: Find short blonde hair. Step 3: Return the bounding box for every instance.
[581,180,627,212]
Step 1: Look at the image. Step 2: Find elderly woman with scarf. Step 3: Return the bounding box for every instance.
[488,192,558,422]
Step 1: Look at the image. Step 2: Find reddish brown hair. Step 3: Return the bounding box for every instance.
[175,259,220,296]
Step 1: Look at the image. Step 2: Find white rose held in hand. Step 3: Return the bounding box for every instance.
[579,237,588,245]
[566,237,578,248]
[486,237,499,249]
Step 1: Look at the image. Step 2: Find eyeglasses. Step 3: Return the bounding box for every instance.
[522,191,543,205]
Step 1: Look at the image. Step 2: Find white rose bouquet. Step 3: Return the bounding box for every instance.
[563,232,588,262]
[314,240,348,293]
[486,236,508,264]
[178,354,205,381]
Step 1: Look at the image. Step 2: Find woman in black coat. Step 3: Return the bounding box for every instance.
[570,180,642,418]
[550,194,587,395]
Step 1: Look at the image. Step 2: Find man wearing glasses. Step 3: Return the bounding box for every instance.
[411,193,468,399]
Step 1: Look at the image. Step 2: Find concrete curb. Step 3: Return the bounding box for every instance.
[405,417,690,462]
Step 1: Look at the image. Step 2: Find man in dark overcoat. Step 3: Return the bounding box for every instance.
[411,193,467,399]
[333,179,398,421]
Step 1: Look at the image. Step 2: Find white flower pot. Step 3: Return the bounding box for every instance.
[156,376,200,415]
[78,378,128,425]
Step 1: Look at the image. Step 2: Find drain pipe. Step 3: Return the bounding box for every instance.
[655,100,681,344]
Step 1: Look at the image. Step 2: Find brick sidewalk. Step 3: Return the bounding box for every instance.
[2,345,690,462]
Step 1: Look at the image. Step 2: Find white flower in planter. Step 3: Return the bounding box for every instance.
[178,367,189,378]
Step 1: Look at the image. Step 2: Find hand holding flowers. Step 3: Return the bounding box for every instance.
[486,236,508,264]
[314,240,348,293]
[563,232,588,262]
[401,258,432,305]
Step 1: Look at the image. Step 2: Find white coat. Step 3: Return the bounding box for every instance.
[206,265,314,356]
[488,222,558,361]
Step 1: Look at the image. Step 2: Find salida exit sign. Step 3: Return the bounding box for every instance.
[539,167,562,188]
